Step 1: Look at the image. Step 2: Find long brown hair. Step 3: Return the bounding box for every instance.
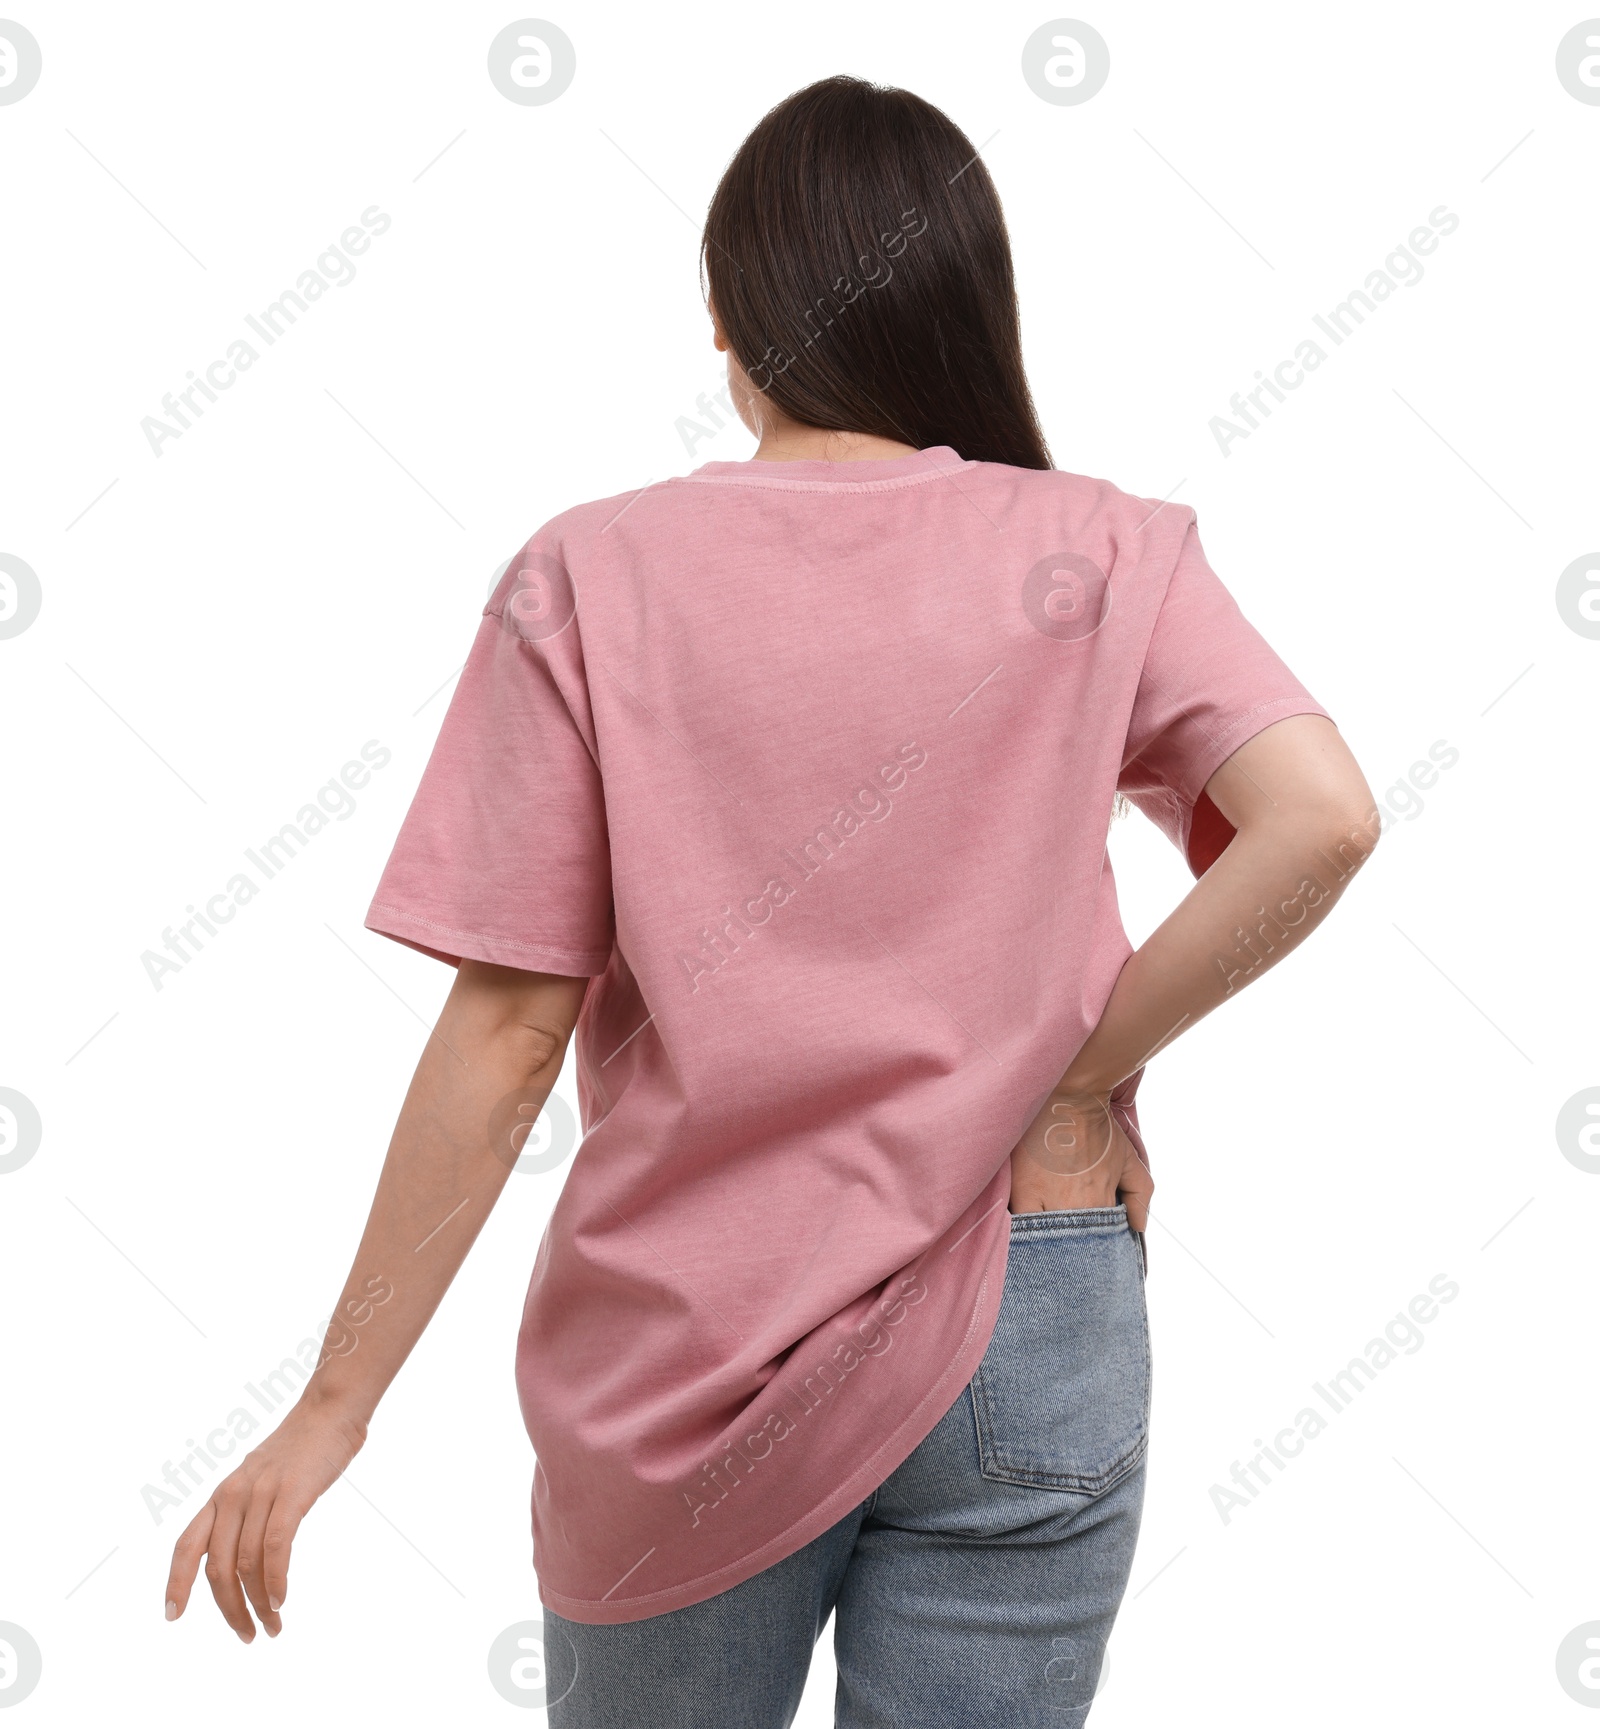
[702,77,1053,471]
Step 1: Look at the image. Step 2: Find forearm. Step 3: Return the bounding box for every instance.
[1063,801,1378,1096]
[1060,717,1381,1101]
[298,963,585,1428]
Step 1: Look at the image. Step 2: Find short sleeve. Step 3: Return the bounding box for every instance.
[1118,516,1332,877]
[364,592,614,977]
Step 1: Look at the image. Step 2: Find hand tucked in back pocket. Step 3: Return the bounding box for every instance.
[1007,1087,1154,1224]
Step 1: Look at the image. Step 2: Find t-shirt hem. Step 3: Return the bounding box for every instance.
[364,903,612,977]
[536,1195,1013,1625]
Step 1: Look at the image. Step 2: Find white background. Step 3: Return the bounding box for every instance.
[3,1,1597,1723]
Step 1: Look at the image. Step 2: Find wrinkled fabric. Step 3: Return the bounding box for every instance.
[366,446,1329,1622]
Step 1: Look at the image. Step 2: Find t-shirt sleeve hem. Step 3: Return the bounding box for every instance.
[1172,695,1334,809]
[364,903,612,978]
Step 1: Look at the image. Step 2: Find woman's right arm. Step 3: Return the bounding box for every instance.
[164,959,588,1642]
[1009,714,1379,1217]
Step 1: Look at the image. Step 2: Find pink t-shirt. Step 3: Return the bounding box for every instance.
[365,446,1330,1624]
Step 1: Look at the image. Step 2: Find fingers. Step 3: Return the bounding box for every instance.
[164,1490,305,1639]
[166,1501,217,1621]
[235,1488,284,1638]
[1009,1092,1155,1221]
[1121,1185,1152,1234]
[1117,1141,1155,1234]
[1008,1150,1122,1214]
[260,1493,308,1622]
[163,1412,359,1640]
[1030,1094,1118,1180]
[202,1483,261,1643]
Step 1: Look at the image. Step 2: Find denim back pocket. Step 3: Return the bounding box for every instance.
[969,1206,1151,1494]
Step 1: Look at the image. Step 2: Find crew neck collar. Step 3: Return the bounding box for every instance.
[681,445,975,492]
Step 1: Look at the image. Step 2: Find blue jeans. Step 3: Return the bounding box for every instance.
[544,1205,1150,1727]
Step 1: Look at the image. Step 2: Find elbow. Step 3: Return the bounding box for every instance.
[453,960,587,1080]
[510,978,589,1077]
[1305,798,1382,873]
[512,1018,569,1076]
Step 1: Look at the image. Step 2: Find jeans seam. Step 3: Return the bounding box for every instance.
[970,1233,1153,1494]
[974,1428,1149,1495]
[1008,1205,1127,1237]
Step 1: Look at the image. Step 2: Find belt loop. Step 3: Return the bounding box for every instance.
[1134,1228,1148,1278]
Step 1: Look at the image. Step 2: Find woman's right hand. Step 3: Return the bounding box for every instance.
[164,1395,368,1642]
[1007,1086,1154,1226]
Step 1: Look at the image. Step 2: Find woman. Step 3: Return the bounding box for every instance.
[166,76,1377,1725]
